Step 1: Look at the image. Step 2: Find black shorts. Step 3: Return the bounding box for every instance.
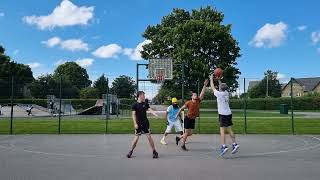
[219,114,233,127]
[184,116,196,129]
[135,121,150,136]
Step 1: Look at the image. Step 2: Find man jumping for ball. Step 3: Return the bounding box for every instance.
[175,80,208,151]
[210,74,239,156]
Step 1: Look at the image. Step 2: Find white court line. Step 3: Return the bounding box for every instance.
[232,136,320,157]
[0,135,319,159]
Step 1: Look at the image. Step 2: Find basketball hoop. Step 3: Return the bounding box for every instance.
[148,58,173,82]
[156,75,165,84]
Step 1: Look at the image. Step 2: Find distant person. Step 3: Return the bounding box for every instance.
[49,101,54,114]
[0,104,2,116]
[26,105,33,116]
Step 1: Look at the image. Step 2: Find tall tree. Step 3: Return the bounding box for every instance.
[53,62,91,89]
[0,45,34,98]
[248,70,282,98]
[141,6,241,96]
[110,75,135,98]
[93,74,109,97]
[29,74,79,98]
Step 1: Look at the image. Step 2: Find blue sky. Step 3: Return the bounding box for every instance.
[0,0,320,93]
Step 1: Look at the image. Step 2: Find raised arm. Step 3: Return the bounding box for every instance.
[210,74,217,92]
[199,79,209,100]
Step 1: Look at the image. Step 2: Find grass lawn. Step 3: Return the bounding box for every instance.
[0,116,319,134]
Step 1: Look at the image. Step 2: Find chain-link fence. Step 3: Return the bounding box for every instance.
[1,75,319,134]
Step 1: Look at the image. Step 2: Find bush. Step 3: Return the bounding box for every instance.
[79,87,100,99]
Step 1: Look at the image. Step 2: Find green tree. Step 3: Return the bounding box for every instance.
[0,45,34,98]
[248,70,282,98]
[110,75,135,98]
[141,6,241,96]
[29,74,79,98]
[53,62,91,89]
[93,74,109,97]
[80,87,100,99]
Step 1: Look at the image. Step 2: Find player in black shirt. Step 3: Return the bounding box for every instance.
[126,91,159,159]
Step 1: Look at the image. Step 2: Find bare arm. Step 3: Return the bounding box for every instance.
[148,108,158,117]
[210,74,217,92]
[199,79,209,100]
[132,111,138,129]
[175,104,187,119]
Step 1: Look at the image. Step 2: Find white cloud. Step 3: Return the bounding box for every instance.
[277,73,286,79]
[42,37,61,47]
[60,39,89,51]
[42,37,89,51]
[23,0,94,30]
[75,58,94,67]
[54,59,67,67]
[250,22,288,48]
[123,40,151,60]
[311,32,320,44]
[297,25,307,31]
[92,44,122,58]
[27,62,41,69]
[54,58,94,68]
[0,12,4,17]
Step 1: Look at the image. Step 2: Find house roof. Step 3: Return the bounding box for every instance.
[295,77,320,91]
[283,77,320,92]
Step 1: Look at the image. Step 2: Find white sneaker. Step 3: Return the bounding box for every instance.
[160,139,167,145]
[231,144,239,154]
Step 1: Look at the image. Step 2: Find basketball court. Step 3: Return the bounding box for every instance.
[0,134,319,180]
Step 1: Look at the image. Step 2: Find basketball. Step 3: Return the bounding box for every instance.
[214,68,223,77]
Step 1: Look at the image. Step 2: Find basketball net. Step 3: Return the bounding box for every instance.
[156,75,165,84]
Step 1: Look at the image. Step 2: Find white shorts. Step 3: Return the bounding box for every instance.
[165,120,183,133]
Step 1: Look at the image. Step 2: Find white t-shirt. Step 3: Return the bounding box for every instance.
[214,89,232,115]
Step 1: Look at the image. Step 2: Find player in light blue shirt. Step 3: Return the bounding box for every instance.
[160,98,183,145]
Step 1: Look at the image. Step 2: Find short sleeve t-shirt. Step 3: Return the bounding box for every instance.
[214,89,232,115]
[167,105,180,122]
[185,98,201,119]
[132,102,150,124]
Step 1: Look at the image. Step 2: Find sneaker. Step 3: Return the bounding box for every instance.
[126,150,133,158]
[220,146,229,156]
[153,151,159,159]
[181,145,188,151]
[231,144,239,154]
[175,136,180,146]
[160,139,167,145]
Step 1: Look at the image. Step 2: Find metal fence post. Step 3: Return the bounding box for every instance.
[10,76,14,134]
[290,77,295,134]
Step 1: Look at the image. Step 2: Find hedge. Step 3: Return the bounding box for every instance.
[1,97,319,110]
[200,97,320,110]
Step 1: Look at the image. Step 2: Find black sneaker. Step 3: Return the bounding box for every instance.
[153,150,159,159]
[176,136,181,146]
[126,150,133,158]
[181,145,188,151]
